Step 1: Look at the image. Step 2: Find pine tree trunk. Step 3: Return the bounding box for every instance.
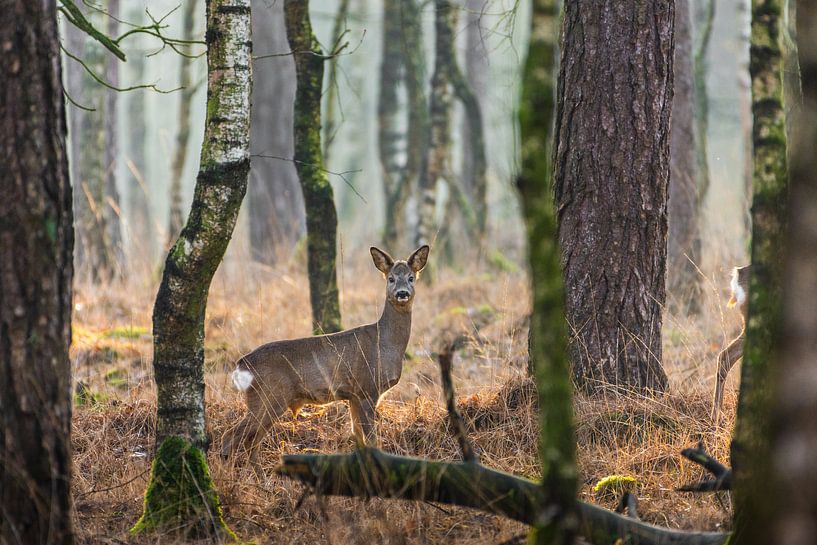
[417,0,455,252]
[765,4,817,541]
[0,2,74,542]
[168,0,198,246]
[284,0,342,334]
[249,0,304,264]
[730,1,789,543]
[379,0,405,249]
[554,1,673,394]
[668,0,704,314]
[517,0,578,542]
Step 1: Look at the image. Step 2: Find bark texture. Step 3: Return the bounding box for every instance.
[151,0,251,451]
[517,1,577,542]
[553,1,674,394]
[168,0,198,245]
[249,0,303,264]
[766,4,817,543]
[284,0,342,334]
[668,0,703,313]
[0,2,74,542]
[322,0,350,165]
[730,1,789,543]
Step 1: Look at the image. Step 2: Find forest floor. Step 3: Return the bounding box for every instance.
[70,261,739,544]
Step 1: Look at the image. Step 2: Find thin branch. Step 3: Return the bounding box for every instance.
[254,29,365,61]
[251,153,366,203]
[61,45,182,94]
[678,443,732,492]
[58,0,126,61]
[438,345,478,463]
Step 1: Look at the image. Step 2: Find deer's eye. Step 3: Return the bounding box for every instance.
[409,276,414,283]
[388,276,395,283]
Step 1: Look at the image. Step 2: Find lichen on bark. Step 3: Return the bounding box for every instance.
[284,0,342,334]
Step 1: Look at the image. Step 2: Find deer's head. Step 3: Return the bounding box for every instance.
[370,245,430,311]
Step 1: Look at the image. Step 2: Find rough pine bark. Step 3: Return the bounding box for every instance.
[417,0,455,251]
[0,2,74,542]
[554,1,673,394]
[517,0,578,542]
[168,0,198,246]
[765,4,817,542]
[249,0,303,264]
[730,1,789,543]
[284,0,342,334]
[379,0,404,249]
[668,0,703,313]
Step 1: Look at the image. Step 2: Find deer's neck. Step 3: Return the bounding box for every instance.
[377,300,412,353]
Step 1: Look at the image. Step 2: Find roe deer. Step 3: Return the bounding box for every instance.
[712,265,750,422]
[221,245,430,464]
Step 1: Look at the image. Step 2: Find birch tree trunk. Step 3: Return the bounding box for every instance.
[730,1,790,543]
[554,1,673,394]
[284,0,342,334]
[133,0,250,537]
[517,0,578,542]
[0,2,74,542]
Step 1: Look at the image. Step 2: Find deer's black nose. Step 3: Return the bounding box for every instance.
[396,290,410,300]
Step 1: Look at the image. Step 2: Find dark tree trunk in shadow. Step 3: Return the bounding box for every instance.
[0,2,74,542]
[284,0,342,334]
[250,0,304,265]
[554,1,673,394]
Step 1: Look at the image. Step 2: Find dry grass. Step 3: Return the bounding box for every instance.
[70,262,739,544]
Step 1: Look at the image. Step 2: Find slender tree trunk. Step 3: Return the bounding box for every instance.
[766,4,817,542]
[284,0,342,334]
[0,2,74,543]
[554,1,673,394]
[692,0,714,218]
[379,0,404,249]
[249,0,304,264]
[462,0,488,200]
[668,0,703,314]
[323,0,350,165]
[417,0,455,253]
[517,0,578,542]
[168,0,197,246]
[730,1,789,543]
[104,0,122,269]
[125,5,154,269]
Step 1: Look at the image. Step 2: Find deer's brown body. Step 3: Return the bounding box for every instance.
[221,246,429,462]
[712,265,750,422]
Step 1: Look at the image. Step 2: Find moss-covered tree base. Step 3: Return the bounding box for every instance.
[131,436,236,541]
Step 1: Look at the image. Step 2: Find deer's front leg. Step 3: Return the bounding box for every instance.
[712,334,744,421]
[348,396,377,446]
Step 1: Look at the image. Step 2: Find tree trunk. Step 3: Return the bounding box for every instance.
[730,1,789,543]
[692,0,714,229]
[104,0,122,268]
[668,0,704,314]
[765,4,817,542]
[249,0,304,265]
[0,2,74,543]
[417,0,455,254]
[323,0,350,166]
[554,1,673,394]
[517,0,577,542]
[135,0,250,537]
[168,0,198,247]
[379,0,405,249]
[284,0,342,334]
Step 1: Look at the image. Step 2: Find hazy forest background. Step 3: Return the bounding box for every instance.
[7,0,808,543]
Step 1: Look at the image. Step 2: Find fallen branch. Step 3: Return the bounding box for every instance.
[678,444,732,492]
[276,448,729,545]
[438,346,478,463]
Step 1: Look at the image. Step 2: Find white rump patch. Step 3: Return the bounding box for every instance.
[730,268,746,307]
[232,368,254,392]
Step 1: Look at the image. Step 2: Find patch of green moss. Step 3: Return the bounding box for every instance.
[131,436,237,541]
[487,249,519,273]
[104,368,128,389]
[592,474,638,501]
[104,326,149,339]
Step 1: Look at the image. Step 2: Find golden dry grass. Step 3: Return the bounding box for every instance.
[70,262,739,544]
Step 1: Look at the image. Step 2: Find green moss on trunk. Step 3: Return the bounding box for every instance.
[131,437,236,540]
[284,0,342,334]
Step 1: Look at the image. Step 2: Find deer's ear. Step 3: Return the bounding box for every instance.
[408,245,430,273]
[370,247,394,275]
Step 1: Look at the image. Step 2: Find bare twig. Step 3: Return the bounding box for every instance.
[60,45,182,94]
[678,443,732,492]
[438,345,478,463]
[251,153,366,202]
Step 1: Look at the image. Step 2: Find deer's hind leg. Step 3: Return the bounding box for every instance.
[221,389,287,476]
[712,335,744,422]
